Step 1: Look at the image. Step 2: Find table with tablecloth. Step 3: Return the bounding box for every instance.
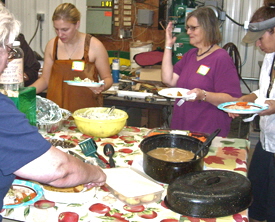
[1,120,250,222]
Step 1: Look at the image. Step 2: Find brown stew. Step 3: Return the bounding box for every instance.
[147,147,195,162]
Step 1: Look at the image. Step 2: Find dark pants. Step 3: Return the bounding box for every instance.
[248,141,275,222]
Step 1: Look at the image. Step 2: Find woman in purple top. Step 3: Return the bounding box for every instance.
[162,7,242,137]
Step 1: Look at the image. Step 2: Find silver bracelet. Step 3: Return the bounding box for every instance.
[202,90,207,101]
[165,46,172,50]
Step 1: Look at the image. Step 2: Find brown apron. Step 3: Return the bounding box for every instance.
[47,34,103,113]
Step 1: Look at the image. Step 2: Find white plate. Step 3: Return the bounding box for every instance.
[217,102,269,114]
[64,80,104,87]
[42,184,96,203]
[3,179,43,209]
[158,88,196,99]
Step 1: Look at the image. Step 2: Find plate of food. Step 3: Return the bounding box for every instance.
[217,101,269,114]
[3,179,43,209]
[158,88,196,99]
[64,77,104,87]
[41,184,96,203]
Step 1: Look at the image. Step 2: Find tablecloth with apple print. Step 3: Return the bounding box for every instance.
[1,120,251,222]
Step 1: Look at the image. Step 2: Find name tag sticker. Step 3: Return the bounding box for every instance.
[72,61,85,71]
[197,65,210,75]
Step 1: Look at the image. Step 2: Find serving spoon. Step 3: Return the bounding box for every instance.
[192,128,221,160]
[243,113,258,122]
[103,144,116,168]
[80,186,88,193]
[80,184,99,193]
[106,106,115,115]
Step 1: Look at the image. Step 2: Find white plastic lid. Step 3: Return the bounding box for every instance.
[12,41,20,47]
[112,62,120,70]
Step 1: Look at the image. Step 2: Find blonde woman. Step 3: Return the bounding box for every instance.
[31,3,113,112]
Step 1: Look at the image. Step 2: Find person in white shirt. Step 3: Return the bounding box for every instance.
[230,1,275,222]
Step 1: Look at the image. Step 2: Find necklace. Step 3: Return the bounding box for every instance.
[64,39,79,60]
[197,44,214,57]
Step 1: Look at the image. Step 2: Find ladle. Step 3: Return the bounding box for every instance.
[103,144,116,168]
[192,128,221,160]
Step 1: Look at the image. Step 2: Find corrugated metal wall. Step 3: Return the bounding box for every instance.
[6,0,265,94]
[5,0,87,57]
[222,0,264,93]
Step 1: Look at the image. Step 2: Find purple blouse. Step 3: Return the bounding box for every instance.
[171,48,242,137]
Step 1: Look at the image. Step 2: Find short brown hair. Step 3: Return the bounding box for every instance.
[186,7,222,45]
[52,3,80,24]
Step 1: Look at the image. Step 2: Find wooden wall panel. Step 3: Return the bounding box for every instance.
[96,0,165,52]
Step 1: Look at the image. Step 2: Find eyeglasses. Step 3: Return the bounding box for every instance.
[5,45,16,59]
[185,25,200,32]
